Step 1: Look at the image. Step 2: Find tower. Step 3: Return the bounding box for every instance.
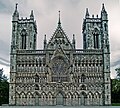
[82,4,111,105]
[101,4,111,105]
[9,4,37,105]
[83,8,102,49]
[11,4,37,51]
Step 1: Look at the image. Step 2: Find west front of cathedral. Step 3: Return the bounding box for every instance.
[9,4,111,106]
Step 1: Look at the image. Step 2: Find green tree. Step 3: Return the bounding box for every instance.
[111,79,120,103]
[0,68,9,106]
[111,68,120,104]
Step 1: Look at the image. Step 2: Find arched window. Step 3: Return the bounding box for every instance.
[81,74,85,82]
[34,34,36,49]
[13,24,15,31]
[104,23,107,31]
[35,74,39,82]
[83,35,87,49]
[21,29,27,49]
[35,84,39,90]
[81,85,86,90]
[93,28,99,49]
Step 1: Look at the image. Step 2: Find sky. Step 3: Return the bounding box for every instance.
[0,0,120,79]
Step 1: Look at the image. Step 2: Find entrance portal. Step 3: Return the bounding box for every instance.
[35,93,39,106]
[56,92,64,105]
[80,92,87,105]
[81,94,85,105]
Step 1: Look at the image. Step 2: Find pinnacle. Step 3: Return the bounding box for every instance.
[85,8,90,18]
[58,11,61,25]
[15,3,18,11]
[102,3,106,12]
[13,3,19,18]
[30,10,34,19]
[30,10,34,17]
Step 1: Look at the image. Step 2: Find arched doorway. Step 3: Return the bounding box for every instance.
[35,92,39,106]
[80,92,87,105]
[56,92,64,105]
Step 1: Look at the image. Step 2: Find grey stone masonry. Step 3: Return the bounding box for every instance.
[9,3,111,106]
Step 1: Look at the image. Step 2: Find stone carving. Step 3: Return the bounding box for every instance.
[9,4,111,106]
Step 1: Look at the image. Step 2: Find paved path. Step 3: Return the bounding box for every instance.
[0,106,120,108]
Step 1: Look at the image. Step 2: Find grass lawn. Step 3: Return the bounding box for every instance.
[112,103,120,106]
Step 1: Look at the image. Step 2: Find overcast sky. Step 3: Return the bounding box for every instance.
[0,0,120,79]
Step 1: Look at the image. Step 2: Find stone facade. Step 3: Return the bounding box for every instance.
[9,4,111,106]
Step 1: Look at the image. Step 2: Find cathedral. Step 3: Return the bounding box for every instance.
[9,4,111,106]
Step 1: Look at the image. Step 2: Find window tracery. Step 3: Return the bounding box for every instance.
[35,74,39,82]
[21,29,27,49]
[93,28,99,49]
[81,74,85,82]
[35,84,39,90]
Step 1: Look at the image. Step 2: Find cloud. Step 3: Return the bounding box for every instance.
[0,57,10,63]
[0,0,13,14]
[0,60,10,67]
[0,13,11,61]
[0,39,9,56]
[111,60,120,67]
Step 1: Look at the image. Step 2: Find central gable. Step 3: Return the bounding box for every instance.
[46,18,74,50]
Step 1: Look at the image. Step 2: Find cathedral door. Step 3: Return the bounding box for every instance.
[80,92,86,105]
[56,93,63,105]
[81,95,85,105]
[35,94,39,105]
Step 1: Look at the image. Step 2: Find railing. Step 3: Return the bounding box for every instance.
[16,49,103,55]
[17,50,45,54]
[75,49,103,54]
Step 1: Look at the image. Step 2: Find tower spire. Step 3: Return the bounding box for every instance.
[44,34,47,49]
[72,34,75,48]
[102,3,105,11]
[13,3,19,21]
[15,3,18,10]
[101,3,107,20]
[58,11,61,25]
[85,8,90,18]
[14,3,18,14]
[30,10,34,20]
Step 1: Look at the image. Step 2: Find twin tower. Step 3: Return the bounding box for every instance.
[11,3,109,52]
[9,3,111,106]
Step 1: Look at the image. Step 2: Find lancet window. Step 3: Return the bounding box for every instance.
[93,28,99,49]
[81,74,85,82]
[35,74,39,82]
[21,29,27,49]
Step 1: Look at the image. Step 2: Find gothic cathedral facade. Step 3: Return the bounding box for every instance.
[9,4,111,106]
